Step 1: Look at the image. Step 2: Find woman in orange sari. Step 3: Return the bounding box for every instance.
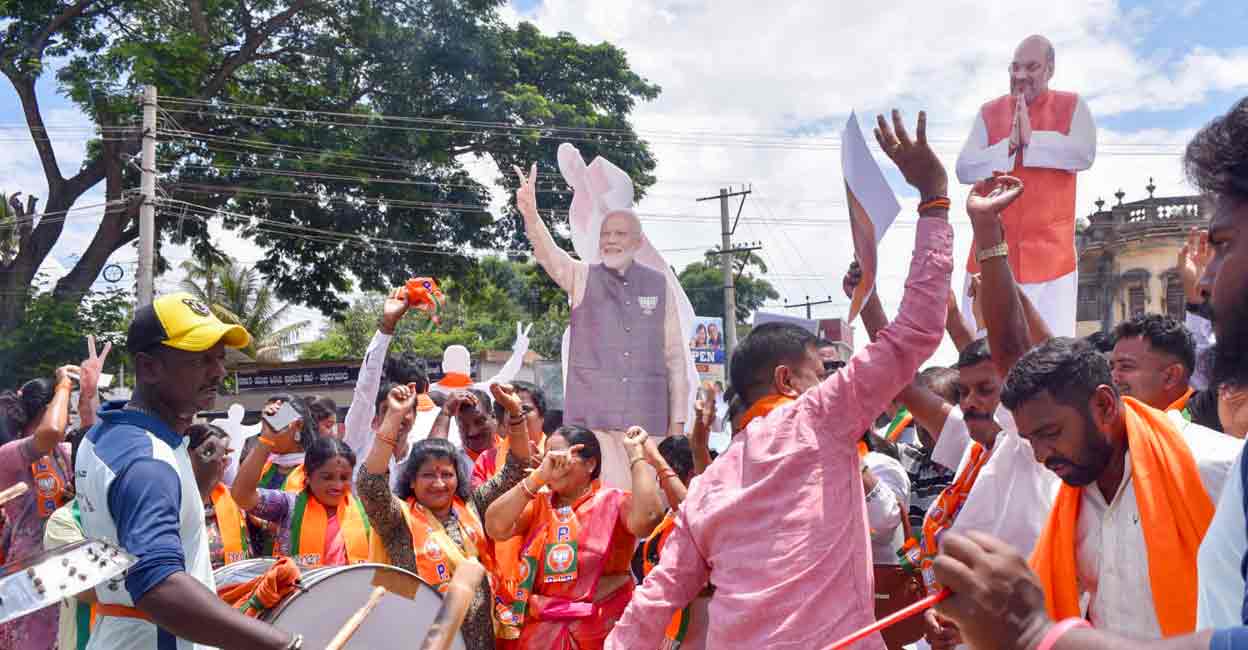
[486,425,664,650]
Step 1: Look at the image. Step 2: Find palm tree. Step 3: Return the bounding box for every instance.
[180,258,310,362]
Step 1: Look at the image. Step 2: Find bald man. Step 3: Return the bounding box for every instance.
[957,34,1097,338]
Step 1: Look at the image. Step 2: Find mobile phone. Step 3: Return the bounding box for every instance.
[262,402,301,439]
[65,371,113,388]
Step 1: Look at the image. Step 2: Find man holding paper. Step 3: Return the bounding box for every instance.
[956,34,1097,338]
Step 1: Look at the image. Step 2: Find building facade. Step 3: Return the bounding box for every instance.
[1075,183,1206,337]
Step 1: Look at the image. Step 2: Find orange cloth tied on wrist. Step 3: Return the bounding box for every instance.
[1029,397,1214,637]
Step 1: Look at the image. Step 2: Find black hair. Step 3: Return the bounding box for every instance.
[465,388,493,418]
[0,390,27,444]
[395,438,470,502]
[1185,96,1248,206]
[385,352,430,393]
[955,338,992,370]
[657,435,694,483]
[1187,386,1224,433]
[862,430,900,461]
[542,409,563,434]
[729,323,817,404]
[1001,337,1116,412]
[375,382,395,412]
[917,366,960,405]
[187,422,229,450]
[19,377,57,425]
[307,395,338,424]
[1083,331,1115,354]
[815,337,835,349]
[492,381,547,421]
[549,425,601,480]
[1112,313,1197,376]
[303,436,356,475]
[285,396,320,446]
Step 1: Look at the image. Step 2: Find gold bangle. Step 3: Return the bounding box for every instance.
[629,456,647,469]
[975,242,1009,264]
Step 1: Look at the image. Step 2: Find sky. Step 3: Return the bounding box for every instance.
[3,0,1248,366]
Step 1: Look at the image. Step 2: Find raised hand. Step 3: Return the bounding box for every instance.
[874,109,948,201]
[622,426,649,458]
[692,382,717,447]
[54,364,82,389]
[491,383,524,419]
[79,335,112,396]
[387,383,419,414]
[536,444,584,483]
[444,390,478,418]
[380,287,410,334]
[966,175,1024,228]
[512,163,539,221]
[842,261,863,300]
[1179,227,1212,304]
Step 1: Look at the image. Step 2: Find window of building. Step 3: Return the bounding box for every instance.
[1129,285,1147,318]
[1078,286,1100,322]
[1165,274,1184,319]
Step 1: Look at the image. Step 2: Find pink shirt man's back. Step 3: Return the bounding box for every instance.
[606,217,953,650]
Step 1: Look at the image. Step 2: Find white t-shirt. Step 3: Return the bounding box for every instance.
[864,451,910,565]
[1198,446,1248,629]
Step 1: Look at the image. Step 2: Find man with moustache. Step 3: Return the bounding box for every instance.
[956,34,1097,337]
[514,163,688,437]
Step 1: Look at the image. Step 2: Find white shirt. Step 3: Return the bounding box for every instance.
[955,94,1096,184]
[864,451,910,565]
[344,331,410,475]
[1075,413,1241,638]
[931,406,1060,557]
[1198,447,1247,629]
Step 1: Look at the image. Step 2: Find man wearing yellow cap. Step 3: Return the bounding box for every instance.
[75,293,301,650]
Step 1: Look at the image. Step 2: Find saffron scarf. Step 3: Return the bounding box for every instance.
[369,496,495,593]
[903,442,991,592]
[1029,397,1214,637]
[1167,388,1196,421]
[260,461,306,492]
[437,372,473,389]
[210,483,250,565]
[287,490,372,567]
[738,394,796,431]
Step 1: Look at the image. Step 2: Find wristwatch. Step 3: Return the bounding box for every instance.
[975,242,1009,264]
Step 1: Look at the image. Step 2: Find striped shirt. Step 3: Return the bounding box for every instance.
[898,442,955,531]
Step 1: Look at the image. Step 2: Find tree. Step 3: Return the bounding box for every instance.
[300,256,568,361]
[0,1,659,332]
[0,284,129,388]
[678,250,779,326]
[180,257,308,361]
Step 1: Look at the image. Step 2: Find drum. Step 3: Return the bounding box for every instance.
[0,539,135,624]
[213,561,466,650]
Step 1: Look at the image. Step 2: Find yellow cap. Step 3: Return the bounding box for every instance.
[127,292,252,353]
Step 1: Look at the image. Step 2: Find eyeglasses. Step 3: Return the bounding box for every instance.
[823,360,846,373]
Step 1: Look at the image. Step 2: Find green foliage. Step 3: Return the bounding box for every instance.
[300,257,568,362]
[0,286,130,388]
[179,257,309,361]
[678,251,779,326]
[0,0,660,332]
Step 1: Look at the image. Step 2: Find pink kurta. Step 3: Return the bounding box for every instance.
[605,217,953,650]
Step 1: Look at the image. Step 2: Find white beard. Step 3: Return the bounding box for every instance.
[600,251,634,271]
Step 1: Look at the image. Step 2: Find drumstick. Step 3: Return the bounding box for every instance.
[417,559,486,650]
[828,588,951,650]
[0,482,29,508]
[325,585,388,650]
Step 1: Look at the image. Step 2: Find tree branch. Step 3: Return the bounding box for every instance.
[188,0,211,42]
[6,73,65,189]
[27,0,100,57]
[199,0,313,99]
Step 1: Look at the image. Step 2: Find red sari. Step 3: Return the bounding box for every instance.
[511,482,635,650]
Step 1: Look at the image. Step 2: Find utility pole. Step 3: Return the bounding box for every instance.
[697,186,754,378]
[783,295,838,320]
[136,85,157,307]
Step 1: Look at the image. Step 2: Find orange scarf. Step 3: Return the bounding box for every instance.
[1029,397,1214,637]
[437,372,473,389]
[371,497,495,593]
[210,483,250,565]
[217,557,301,617]
[416,393,436,412]
[1166,388,1195,414]
[287,490,372,567]
[907,442,992,592]
[739,394,796,430]
[260,461,306,492]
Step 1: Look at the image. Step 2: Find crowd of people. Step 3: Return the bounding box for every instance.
[4,44,1248,650]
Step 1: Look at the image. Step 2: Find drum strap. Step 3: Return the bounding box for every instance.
[95,603,152,622]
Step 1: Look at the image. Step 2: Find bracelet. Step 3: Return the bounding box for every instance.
[975,242,1009,264]
[629,456,648,469]
[917,197,951,213]
[1034,618,1089,650]
[257,436,276,447]
[659,470,679,482]
[521,477,538,499]
[509,415,526,425]
[375,434,398,447]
